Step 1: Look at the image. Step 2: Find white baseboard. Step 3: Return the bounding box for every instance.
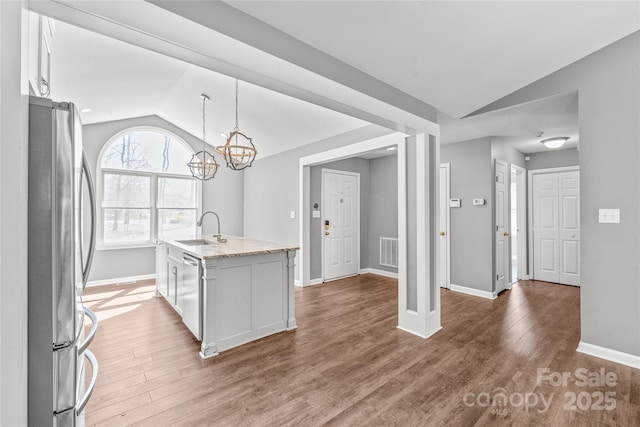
[86,274,155,288]
[296,278,323,287]
[577,341,640,370]
[449,283,497,300]
[359,268,398,279]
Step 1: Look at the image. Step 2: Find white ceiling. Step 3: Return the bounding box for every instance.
[440,91,579,153]
[227,1,639,119]
[46,1,640,157]
[49,19,371,158]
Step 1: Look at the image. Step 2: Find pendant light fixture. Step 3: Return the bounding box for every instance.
[216,79,257,170]
[187,94,219,180]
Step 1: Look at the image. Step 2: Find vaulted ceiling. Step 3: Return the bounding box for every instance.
[46,1,640,156]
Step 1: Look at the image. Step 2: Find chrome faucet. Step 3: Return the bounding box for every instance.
[196,211,226,242]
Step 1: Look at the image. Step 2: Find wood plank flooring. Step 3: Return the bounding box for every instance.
[83,276,639,426]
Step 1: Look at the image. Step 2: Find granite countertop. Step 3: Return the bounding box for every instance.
[162,235,299,260]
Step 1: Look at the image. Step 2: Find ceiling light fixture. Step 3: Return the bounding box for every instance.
[386,146,397,151]
[541,137,569,149]
[187,94,219,181]
[216,79,257,170]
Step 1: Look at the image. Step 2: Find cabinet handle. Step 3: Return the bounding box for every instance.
[172,266,177,275]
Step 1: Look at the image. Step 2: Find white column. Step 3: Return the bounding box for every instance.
[286,250,298,329]
[397,133,441,339]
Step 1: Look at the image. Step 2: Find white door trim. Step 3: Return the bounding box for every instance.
[321,168,360,282]
[494,159,510,293]
[512,164,527,280]
[439,163,451,289]
[299,132,406,287]
[527,166,580,283]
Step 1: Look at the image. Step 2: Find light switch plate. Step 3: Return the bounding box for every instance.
[290,210,296,219]
[598,209,620,224]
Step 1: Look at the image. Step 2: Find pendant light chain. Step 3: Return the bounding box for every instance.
[202,94,207,144]
[234,79,239,132]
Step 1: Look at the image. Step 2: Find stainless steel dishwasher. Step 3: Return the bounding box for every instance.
[181,253,202,340]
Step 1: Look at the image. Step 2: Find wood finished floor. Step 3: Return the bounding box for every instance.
[83,276,639,426]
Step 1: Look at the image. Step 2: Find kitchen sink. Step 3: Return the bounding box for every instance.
[176,239,216,246]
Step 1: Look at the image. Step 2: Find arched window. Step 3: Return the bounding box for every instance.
[98,128,200,246]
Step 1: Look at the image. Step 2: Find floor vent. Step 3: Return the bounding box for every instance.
[380,237,398,268]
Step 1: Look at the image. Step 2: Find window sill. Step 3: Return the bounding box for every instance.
[96,243,157,251]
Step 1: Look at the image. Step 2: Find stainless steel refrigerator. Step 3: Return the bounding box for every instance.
[28,96,99,426]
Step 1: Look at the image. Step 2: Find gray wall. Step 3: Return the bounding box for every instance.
[441,138,494,293]
[83,115,244,282]
[307,155,399,280]
[477,33,640,357]
[309,158,370,279]
[369,155,398,273]
[243,125,392,245]
[492,140,526,168]
[526,148,579,170]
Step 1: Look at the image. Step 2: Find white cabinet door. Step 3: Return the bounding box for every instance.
[155,243,168,297]
[167,255,181,311]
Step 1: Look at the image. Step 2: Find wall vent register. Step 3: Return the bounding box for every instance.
[380,237,398,268]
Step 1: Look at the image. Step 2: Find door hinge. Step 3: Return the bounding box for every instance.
[497,274,499,281]
[495,176,499,182]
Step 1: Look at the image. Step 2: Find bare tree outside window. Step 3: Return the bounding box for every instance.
[100,129,197,245]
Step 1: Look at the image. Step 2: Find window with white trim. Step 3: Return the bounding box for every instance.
[99,128,200,246]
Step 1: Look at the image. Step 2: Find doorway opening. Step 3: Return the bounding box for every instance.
[511,165,526,283]
[300,134,403,285]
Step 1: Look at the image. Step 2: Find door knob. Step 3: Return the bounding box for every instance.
[439,231,445,236]
[325,231,330,236]
[504,232,510,237]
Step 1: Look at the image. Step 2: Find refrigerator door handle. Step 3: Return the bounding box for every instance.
[78,307,99,354]
[81,151,96,290]
[76,349,98,415]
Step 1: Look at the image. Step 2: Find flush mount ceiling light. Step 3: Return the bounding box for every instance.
[187,94,219,181]
[216,79,257,170]
[541,137,569,149]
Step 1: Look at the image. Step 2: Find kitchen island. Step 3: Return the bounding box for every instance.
[156,236,298,358]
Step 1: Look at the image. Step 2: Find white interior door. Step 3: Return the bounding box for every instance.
[532,170,580,285]
[495,159,509,293]
[322,170,359,281]
[439,164,450,289]
[533,173,559,282]
[558,171,580,285]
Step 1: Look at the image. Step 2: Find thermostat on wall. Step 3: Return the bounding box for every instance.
[449,198,461,208]
[473,198,485,206]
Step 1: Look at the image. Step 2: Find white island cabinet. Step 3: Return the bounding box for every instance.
[156,237,298,358]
